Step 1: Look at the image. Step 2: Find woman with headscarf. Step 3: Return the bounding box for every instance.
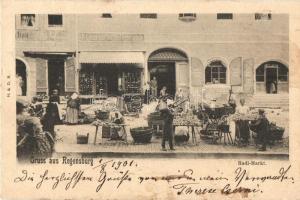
[17,100,54,160]
[65,92,81,125]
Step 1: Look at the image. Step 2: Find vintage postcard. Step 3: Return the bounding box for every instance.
[1,0,300,199]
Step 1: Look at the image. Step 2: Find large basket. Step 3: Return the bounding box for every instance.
[130,127,153,143]
[95,110,109,120]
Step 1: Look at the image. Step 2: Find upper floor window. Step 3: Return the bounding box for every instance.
[217,13,233,20]
[205,60,227,84]
[255,13,272,20]
[102,13,112,18]
[140,13,157,19]
[178,13,196,22]
[48,14,63,27]
[21,14,36,27]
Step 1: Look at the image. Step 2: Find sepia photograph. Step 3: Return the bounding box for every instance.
[15,13,289,161]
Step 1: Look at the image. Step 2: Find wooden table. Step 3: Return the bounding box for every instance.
[173,123,202,144]
[93,123,127,144]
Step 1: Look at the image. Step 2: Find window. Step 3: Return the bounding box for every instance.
[255,13,272,20]
[256,62,289,83]
[102,13,112,18]
[278,65,288,82]
[178,13,197,22]
[140,13,157,19]
[21,14,36,27]
[205,61,226,84]
[48,14,63,26]
[217,13,233,20]
[256,65,265,82]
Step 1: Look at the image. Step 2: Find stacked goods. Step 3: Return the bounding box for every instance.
[230,113,258,121]
[130,127,153,143]
[173,114,202,126]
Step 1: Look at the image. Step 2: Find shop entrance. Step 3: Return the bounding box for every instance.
[148,62,176,96]
[266,67,278,94]
[48,59,65,95]
[16,59,27,96]
[79,64,142,97]
[148,48,189,97]
[256,61,289,94]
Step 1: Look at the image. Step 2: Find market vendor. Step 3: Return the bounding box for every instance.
[235,98,250,145]
[65,92,81,125]
[109,109,124,124]
[250,109,270,151]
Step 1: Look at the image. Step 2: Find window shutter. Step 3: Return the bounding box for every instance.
[230,57,242,86]
[176,62,189,88]
[191,57,204,87]
[36,58,47,93]
[243,58,254,94]
[65,57,76,93]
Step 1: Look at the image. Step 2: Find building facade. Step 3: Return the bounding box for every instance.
[16,13,289,105]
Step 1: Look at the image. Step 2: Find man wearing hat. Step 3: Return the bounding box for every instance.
[251,109,270,151]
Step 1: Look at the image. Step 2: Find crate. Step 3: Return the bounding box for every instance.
[76,133,89,144]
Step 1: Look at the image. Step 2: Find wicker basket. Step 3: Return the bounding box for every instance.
[130,127,153,143]
[95,110,109,120]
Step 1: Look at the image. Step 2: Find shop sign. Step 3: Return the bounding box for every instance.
[16,30,67,41]
[79,33,144,42]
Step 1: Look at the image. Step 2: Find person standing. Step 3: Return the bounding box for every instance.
[143,81,150,104]
[235,98,250,145]
[65,92,81,125]
[16,74,23,96]
[48,89,61,124]
[159,98,175,151]
[251,109,269,151]
[150,77,158,97]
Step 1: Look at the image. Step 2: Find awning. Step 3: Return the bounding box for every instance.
[148,50,188,62]
[79,51,145,64]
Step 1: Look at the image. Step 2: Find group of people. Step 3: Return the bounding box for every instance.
[235,98,270,151]
[143,77,157,104]
[16,90,82,160]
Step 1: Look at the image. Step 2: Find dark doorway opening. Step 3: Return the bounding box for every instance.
[16,59,27,96]
[148,62,176,97]
[48,59,65,95]
[266,67,277,94]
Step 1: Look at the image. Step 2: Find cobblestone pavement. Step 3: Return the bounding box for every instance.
[54,122,288,156]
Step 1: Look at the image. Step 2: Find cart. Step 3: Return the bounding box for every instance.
[196,85,236,144]
[198,104,234,144]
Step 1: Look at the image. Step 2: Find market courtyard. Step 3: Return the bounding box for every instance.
[54,105,289,158]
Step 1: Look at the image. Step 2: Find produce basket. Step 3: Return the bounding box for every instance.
[76,133,89,144]
[95,110,109,120]
[130,127,153,143]
[269,123,285,140]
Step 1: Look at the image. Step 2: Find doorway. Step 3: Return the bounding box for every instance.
[147,48,188,97]
[48,59,65,95]
[149,62,176,96]
[266,67,277,94]
[16,59,27,96]
[256,61,289,94]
